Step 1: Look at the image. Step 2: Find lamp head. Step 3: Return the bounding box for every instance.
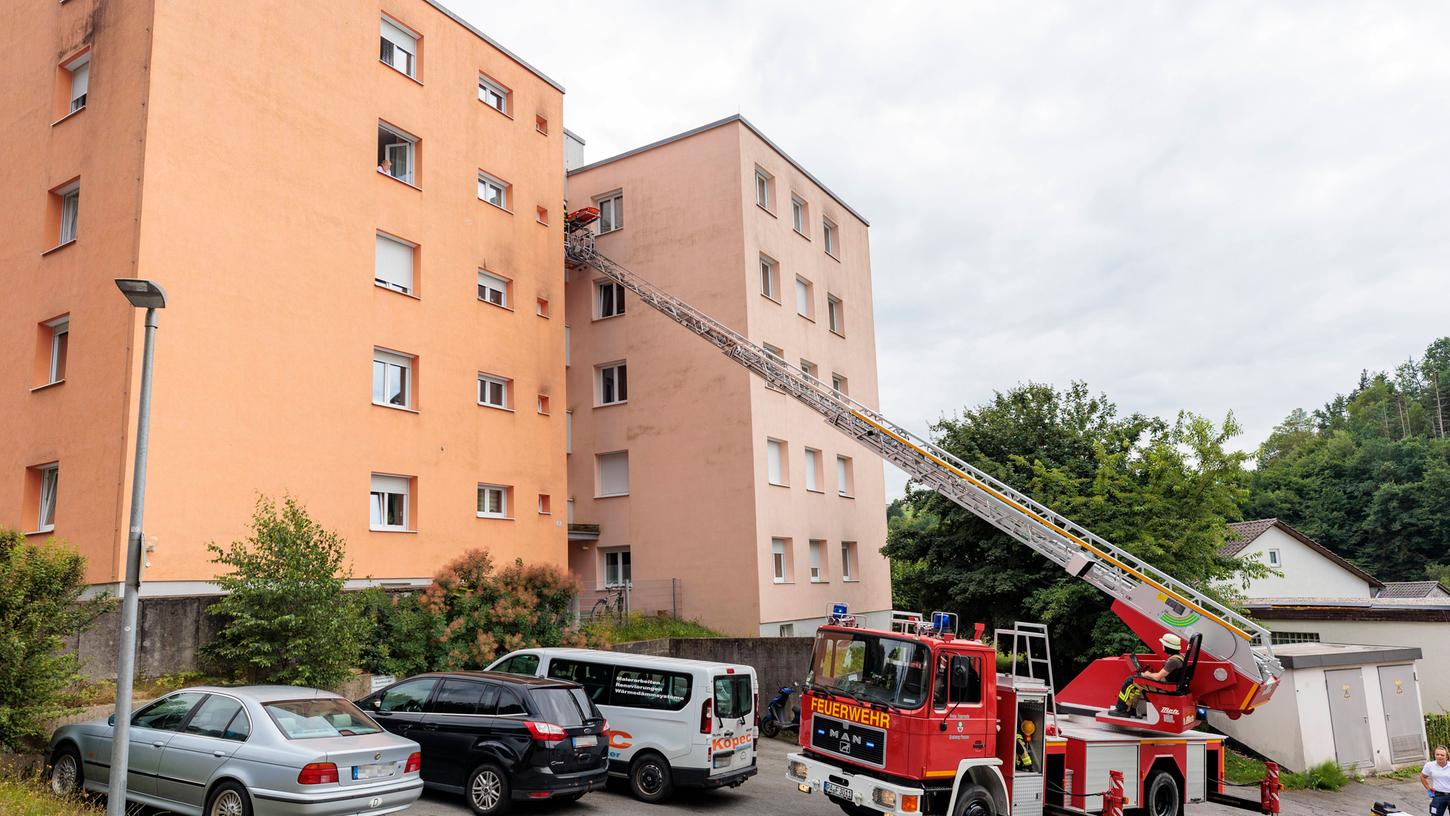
[114,278,167,309]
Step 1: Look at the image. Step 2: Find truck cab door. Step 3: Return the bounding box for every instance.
[931,653,992,765]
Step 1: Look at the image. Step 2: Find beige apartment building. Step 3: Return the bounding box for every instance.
[563,117,892,636]
[1,0,569,592]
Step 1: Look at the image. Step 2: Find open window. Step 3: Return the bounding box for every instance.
[933,653,983,710]
[380,17,419,78]
[62,53,90,114]
[377,122,417,185]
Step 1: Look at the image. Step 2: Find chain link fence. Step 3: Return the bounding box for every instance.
[575,578,680,625]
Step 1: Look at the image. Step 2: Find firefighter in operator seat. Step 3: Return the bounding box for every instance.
[1110,633,1185,717]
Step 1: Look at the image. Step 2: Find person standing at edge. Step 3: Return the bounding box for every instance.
[1423,745,1450,816]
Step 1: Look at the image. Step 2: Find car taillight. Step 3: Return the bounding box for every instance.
[700,696,713,734]
[404,752,421,774]
[525,720,567,744]
[297,762,338,785]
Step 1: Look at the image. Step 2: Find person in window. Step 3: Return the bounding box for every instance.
[1109,633,1185,718]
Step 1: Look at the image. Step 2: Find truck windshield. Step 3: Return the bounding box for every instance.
[806,629,929,709]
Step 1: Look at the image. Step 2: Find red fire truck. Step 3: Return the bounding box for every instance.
[564,211,1285,816]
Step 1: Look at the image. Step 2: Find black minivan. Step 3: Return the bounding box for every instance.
[358,671,608,815]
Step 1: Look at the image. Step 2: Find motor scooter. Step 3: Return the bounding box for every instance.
[759,684,799,738]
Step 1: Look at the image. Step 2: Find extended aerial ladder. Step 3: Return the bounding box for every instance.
[564,210,1282,729]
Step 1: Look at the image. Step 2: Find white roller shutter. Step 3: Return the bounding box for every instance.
[375,234,413,293]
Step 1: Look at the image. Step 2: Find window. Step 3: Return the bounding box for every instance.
[604,549,631,587]
[132,693,204,731]
[183,695,249,742]
[597,451,629,497]
[755,168,773,210]
[934,654,983,709]
[493,688,526,716]
[1271,631,1321,645]
[477,172,508,209]
[56,183,79,245]
[804,448,823,492]
[495,653,540,676]
[379,677,436,712]
[538,494,551,514]
[837,455,854,497]
[827,295,844,335]
[764,343,784,362]
[536,206,549,225]
[778,624,795,637]
[537,394,550,415]
[565,410,573,453]
[547,660,614,705]
[823,218,839,257]
[535,114,549,134]
[45,317,69,384]
[596,281,625,318]
[36,464,58,532]
[64,53,90,113]
[369,474,410,531]
[597,362,627,405]
[759,255,779,300]
[809,539,827,582]
[831,373,848,396]
[800,359,818,379]
[431,679,485,715]
[841,541,858,581]
[536,297,550,318]
[610,668,690,711]
[767,438,788,486]
[478,75,509,114]
[598,193,623,233]
[371,349,413,409]
[380,17,418,78]
[477,270,508,307]
[477,373,510,409]
[1267,549,1281,567]
[791,195,807,234]
[564,326,571,367]
[567,498,575,522]
[795,276,814,319]
[374,233,414,294]
[477,484,508,518]
[264,700,381,739]
[377,123,416,185]
[772,537,792,583]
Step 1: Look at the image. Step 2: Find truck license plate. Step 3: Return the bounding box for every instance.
[352,763,395,780]
[823,781,852,800]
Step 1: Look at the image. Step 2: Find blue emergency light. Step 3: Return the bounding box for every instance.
[930,611,958,637]
[832,603,849,618]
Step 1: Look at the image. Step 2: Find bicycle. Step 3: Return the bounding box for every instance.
[590,584,629,623]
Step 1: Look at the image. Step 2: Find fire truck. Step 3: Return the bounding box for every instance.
[564,211,1285,816]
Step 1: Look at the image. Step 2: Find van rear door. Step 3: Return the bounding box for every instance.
[709,672,755,777]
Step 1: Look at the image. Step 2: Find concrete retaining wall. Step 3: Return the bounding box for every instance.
[67,595,222,679]
[611,637,815,710]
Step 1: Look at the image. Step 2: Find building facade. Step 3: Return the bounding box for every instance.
[1,0,570,592]
[562,117,892,636]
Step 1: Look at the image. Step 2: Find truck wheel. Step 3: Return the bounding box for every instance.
[629,753,673,803]
[953,783,996,816]
[760,719,780,739]
[1143,770,1181,816]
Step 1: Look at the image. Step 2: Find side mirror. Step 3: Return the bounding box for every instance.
[368,698,380,710]
[108,714,116,727]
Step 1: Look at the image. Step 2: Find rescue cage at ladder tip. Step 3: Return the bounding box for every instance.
[562,206,1283,733]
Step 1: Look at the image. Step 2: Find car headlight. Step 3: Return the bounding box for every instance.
[788,760,808,780]
[873,787,897,809]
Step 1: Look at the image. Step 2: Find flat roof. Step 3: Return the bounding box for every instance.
[1273,642,1423,670]
[567,115,870,226]
[424,0,565,93]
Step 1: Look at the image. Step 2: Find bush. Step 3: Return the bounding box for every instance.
[0,529,113,751]
[422,549,589,669]
[202,496,366,688]
[1428,712,1450,752]
[358,588,440,678]
[1283,760,1350,791]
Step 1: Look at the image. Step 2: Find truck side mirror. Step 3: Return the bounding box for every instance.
[108,714,116,727]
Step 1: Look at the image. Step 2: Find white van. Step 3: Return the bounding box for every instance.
[486,648,758,802]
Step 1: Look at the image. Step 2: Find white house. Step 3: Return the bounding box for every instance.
[1222,519,1450,713]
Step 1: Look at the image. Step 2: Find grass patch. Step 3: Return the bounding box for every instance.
[1381,764,1423,781]
[1225,749,1267,785]
[584,614,724,645]
[55,672,225,712]
[0,778,99,816]
[1223,751,1350,791]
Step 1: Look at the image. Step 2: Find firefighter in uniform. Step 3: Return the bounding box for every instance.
[1015,720,1036,771]
[1110,633,1186,717]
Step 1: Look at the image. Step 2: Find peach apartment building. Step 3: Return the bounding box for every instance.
[562,117,892,637]
[0,0,569,593]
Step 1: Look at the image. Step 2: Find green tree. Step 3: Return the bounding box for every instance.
[422,549,587,669]
[358,588,441,678]
[203,496,366,687]
[0,529,113,750]
[883,382,1264,671]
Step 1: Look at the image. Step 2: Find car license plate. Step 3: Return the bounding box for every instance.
[352,763,395,780]
[823,780,852,800]
[713,751,734,768]
[573,735,598,748]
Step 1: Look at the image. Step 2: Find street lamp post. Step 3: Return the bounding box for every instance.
[106,278,167,816]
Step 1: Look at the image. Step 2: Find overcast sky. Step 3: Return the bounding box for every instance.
[458,1,1450,498]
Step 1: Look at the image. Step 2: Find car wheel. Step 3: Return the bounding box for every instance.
[629,753,674,803]
[205,781,252,816]
[1144,769,1182,816]
[466,763,511,815]
[49,745,83,797]
[953,783,996,816]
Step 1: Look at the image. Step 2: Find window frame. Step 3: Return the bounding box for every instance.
[477,373,511,410]
[477,171,510,210]
[478,74,510,115]
[57,182,80,245]
[371,348,414,410]
[791,195,808,235]
[595,280,626,319]
[597,192,624,234]
[377,122,418,186]
[596,450,630,498]
[603,548,632,588]
[754,168,773,212]
[759,255,780,302]
[369,473,411,532]
[827,294,845,335]
[476,483,510,519]
[795,276,814,320]
[477,270,509,308]
[374,232,416,295]
[766,438,788,487]
[841,541,858,581]
[804,447,823,493]
[1267,549,1281,567]
[831,372,848,396]
[809,539,827,583]
[771,537,791,584]
[379,16,420,79]
[64,53,90,113]
[836,455,854,498]
[823,217,839,258]
[37,463,59,533]
[596,362,628,407]
[47,317,70,385]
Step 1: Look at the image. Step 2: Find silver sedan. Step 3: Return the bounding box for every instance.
[47,685,423,816]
